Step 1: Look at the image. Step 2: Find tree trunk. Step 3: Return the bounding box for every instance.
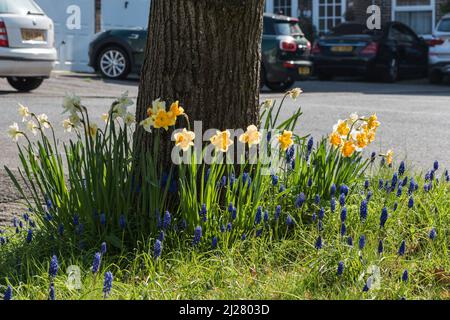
[134,0,265,163]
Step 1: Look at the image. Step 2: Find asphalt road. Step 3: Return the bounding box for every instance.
[0,72,449,222]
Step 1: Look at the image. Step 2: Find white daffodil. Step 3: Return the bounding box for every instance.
[69,113,81,127]
[262,99,274,110]
[26,120,38,136]
[238,125,261,147]
[288,88,303,100]
[88,123,98,137]
[124,112,136,125]
[349,113,359,124]
[62,94,81,114]
[62,119,74,132]
[37,114,50,129]
[174,129,195,151]
[7,123,23,142]
[140,117,154,133]
[113,92,134,118]
[101,113,110,123]
[18,103,30,122]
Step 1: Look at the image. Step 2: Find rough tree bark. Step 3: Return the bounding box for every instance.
[134,0,265,162]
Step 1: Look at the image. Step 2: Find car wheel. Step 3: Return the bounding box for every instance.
[383,58,399,83]
[7,77,44,92]
[429,70,443,84]
[265,79,295,92]
[317,72,334,81]
[97,46,131,79]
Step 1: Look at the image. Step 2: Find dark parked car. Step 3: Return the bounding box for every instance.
[88,14,312,92]
[311,22,429,82]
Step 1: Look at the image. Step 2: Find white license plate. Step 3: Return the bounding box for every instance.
[298,67,310,75]
[21,29,46,41]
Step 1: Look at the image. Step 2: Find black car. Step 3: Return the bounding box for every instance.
[88,14,312,92]
[311,22,429,82]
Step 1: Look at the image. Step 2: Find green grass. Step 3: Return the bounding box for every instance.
[1,167,449,300]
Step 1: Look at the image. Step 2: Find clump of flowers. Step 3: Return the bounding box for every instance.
[329,113,380,158]
[140,99,185,132]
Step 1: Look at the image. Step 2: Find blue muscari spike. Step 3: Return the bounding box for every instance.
[360,200,368,222]
[380,207,388,228]
[330,184,336,196]
[330,197,336,213]
[337,261,344,276]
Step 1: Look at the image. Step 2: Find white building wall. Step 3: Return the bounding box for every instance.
[101,0,151,30]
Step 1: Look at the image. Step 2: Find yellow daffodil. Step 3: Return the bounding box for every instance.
[26,120,38,136]
[169,101,184,117]
[37,114,50,129]
[367,129,376,144]
[386,149,394,165]
[329,131,342,147]
[353,130,369,150]
[7,123,23,142]
[367,114,380,131]
[288,88,303,100]
[239,125,261,147]
[341,140,356,158]
[333,120,350,137]
[278,130,294,151]
[140,117,154,133]
[210,130,234,153]
[174,128,195,151]
[153,109,174,131]
[147,98,165,118]
[18,104,30,122]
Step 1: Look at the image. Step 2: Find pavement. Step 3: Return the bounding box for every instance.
[1,72,449,224]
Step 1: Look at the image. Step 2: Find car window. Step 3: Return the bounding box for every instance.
[437,19,450,32]
[0,0,43,15]
[389,25,417,43]
[274,22,303,36]
[263,18,276,35]
[388,26,404,41]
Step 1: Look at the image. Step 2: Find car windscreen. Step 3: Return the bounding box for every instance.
[0,0,43,15]
[437,19,450,32]
[274,22,304,36]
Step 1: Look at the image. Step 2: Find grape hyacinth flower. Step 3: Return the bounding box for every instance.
[330,184,336,197]
[73,214,79,226]
[279,184,286,193]
[380,207,388,228]
[396,185,403,198]
[398,240,406,256]
[92,252,101,274]
[26,229,33,243]
[360,200,368,222]
[370,151,376,163]
[307,137,314,159]
[429,228,437,240]
[402,176,408,187]
[314,194,320,205]
[193,226,202,246]
[286,215,294,227]
[402,270,409,282]
[340,223,347,237]
[378,179,384,190]
[4,285,12,300]
[340,184,349,196]
[103,271,113,298]
[163,211,171,230]
[58,224,64,237]
[363,282,370,292]
[347,236,353,247]
[393,201,398,212]
[158,231,164,242]
[264,211,269,223]
[337,261,344,276]
[100,213,106,226]
[378,240,384,255]
[232,207,237,221]
[408,178,416,195]
[340,207,347,223]
[101,242,107,255]
[330,197,336,213]
[212,237,218,249]
[119,215,126,230]
[255,207,262,225]
[241,233,246,241]
[49,255,58,279]
[339,193,346,207]
[434,160,439,171]
[275,205,281,220]
[408,196,414,209]
[295,193,306,208]
[227,223,232,232]
[391,173,398,191]
[220,224,225,233]
[398,161,405,176]
[315,236,323,249]
[318,207,325,221]
[271,174,279,186]
[154,239,162,259]
[364,179,370,190]
[256,229,263,237]
[312,212,317,222]
[359,235,366,250]
[318,220,323,232]
[307,177,313,188]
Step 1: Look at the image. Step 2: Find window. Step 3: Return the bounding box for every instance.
[274,0,292,17]
[0,0,43,15]
[263,18,276,35]
[315,0,346,34]
[393,0,434,35]
[437,18,450,32]
[274,21,303,35]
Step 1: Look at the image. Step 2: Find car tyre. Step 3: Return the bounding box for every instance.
[7,77,44,92]
[97,46,131,79]
[317,72,334,81]
[429,70,443,84]
[382,58,399,83]
[265,79,295,92]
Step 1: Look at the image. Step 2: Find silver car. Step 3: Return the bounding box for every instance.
[0,0,56,92]
[428,14,450,83]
